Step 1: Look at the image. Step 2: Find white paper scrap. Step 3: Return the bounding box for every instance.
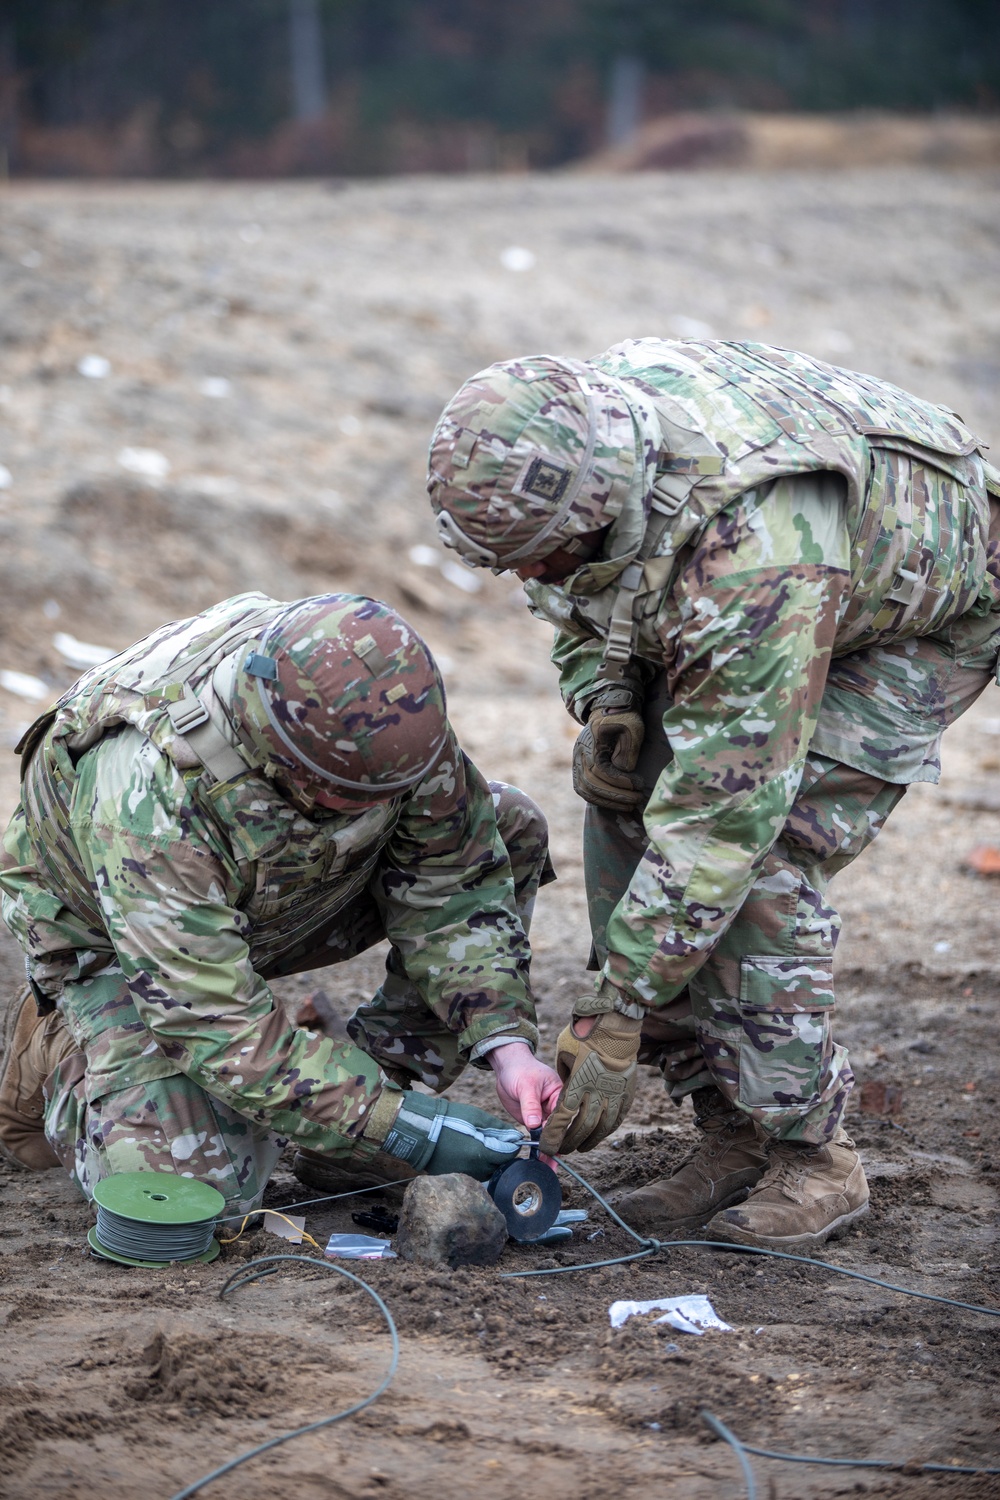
[609,1294,733,1336]
[263,1211,305,1244]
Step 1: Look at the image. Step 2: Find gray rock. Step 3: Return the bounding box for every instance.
[395,1173,508,1269]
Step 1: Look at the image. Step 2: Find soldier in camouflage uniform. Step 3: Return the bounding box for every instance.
[0,592,562,1211]
[427,339,1000,1249]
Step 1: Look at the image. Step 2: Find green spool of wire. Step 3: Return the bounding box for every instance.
[88,1172,225,1267]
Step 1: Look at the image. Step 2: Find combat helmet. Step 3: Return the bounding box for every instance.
[230,595,447,811]
[427,356,658,571]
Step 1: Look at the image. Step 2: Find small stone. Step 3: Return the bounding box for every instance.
[396,1174,507,1270]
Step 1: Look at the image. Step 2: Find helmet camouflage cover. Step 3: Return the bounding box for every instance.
[230,594,447,804]
[427,355,659,570]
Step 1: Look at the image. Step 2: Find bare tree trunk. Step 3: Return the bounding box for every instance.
[0,20,18,177]
[606,54,644,148]
[289,0,327,122]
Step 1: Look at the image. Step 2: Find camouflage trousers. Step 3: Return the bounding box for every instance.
[42,781,552,1211]
[586,617,1000,1144]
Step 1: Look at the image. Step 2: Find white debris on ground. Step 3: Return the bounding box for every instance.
[117,447,170,480]
[77,354,111,379]
[52,633,117,670]
[0,670,50,702]
[608,1294,734,1336]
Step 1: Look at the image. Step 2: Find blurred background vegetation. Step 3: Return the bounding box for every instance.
[1,0,998,176]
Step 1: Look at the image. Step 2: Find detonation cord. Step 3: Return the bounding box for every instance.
[167,1254,399,1500]
[523,1157,1000,1492]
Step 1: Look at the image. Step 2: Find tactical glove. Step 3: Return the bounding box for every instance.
[381,1093,525,1180]
[539,1005,642,1154]
[572,685,646,811]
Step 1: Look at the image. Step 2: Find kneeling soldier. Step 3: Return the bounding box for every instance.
[0,592,561,1210]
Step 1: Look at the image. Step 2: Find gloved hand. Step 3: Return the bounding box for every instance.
[539,1004,642,1154]
[381,1092,525,1180]
[572,686,645,811]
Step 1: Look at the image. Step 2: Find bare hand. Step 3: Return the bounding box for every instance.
[489,1042,563,1131]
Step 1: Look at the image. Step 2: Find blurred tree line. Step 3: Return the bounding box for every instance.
[1,0,997,175]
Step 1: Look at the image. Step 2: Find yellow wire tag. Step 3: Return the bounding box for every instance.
[263,1211,306,1244]
[219,1209,321,1252]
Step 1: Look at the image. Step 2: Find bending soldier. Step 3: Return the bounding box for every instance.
[428,338,1000,1249]
[0,592,561,1211]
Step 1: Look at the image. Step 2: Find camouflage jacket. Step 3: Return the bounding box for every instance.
[526,340,1000,1008]
[0,595,537,1139]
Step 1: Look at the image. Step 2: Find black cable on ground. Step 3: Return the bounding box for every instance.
[518,1160,1000,1487]
[502,1156,1000,1320]
[700,1412,757,1500]
[167,1254,399,1500]
[699,1411,1000,1496]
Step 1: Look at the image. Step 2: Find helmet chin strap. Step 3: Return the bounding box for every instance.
[435,508,499,568]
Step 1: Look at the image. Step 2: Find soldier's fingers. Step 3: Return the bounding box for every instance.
[539,1099,573,1154]
[539,1069,564,1121]
[558,1091,604,1153]
[516,1074,544,1131]
[577,1101,616,1152]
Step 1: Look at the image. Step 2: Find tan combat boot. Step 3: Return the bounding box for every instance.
[705,1132,869,1250]
[612,1089,769,1235]
[0,988,76,1171]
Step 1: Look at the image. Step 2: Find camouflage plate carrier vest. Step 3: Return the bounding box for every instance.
[530,339,996,679]
[17,593,401,979]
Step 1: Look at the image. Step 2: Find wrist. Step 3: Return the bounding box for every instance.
[487,1039,534,1071]
[573,982,645,1022]
[380,1090,446,1171]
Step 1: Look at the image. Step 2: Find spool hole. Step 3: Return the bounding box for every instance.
[145,1192,169,1201]
[511,1181,543,1217]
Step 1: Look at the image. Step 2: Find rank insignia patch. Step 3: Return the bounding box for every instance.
[519,456,572,504]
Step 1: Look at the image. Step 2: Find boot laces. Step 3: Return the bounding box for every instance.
[672,1114,744,1173]
[762,1143,819,1196]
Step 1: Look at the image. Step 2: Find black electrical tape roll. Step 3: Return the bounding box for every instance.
[488,1157,561,1242]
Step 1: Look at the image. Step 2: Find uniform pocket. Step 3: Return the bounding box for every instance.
[737,955,834,1112]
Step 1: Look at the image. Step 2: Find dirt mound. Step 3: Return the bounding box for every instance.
[0,1403,113,1476]
[126,1328,289,1416]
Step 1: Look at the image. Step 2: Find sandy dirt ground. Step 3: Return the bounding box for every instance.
[0,169,999,1500]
